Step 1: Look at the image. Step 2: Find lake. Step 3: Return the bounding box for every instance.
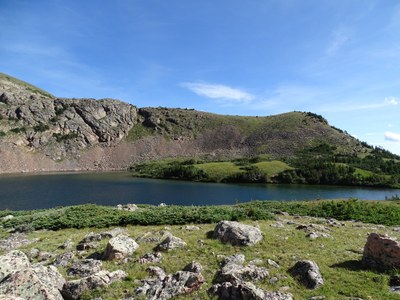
[0,172,399,210]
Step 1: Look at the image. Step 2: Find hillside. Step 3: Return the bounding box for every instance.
[0,73,376,174]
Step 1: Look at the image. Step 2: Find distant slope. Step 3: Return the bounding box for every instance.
[0,72,377,174]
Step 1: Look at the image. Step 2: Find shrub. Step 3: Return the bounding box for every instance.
[10,127,26,134]
[33,123,50,132]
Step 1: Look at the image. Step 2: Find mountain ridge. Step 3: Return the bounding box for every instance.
[0,73,371,174]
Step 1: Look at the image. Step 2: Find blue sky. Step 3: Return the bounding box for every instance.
[1,0,400,153]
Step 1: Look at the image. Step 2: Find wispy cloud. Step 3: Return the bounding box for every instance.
[385,96,399,105]
[181,82,254,104]
[385,132,400,142]
[326,28,350,55]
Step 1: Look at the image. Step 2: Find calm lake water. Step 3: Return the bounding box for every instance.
[0,172,399,210]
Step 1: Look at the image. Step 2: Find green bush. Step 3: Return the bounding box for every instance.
[10,127,26,134]
[53,132,79,142]
[33,123,50,132]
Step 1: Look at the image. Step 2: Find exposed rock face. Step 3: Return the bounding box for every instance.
[62,270,127,300]
[102,234,139,260]
[0,73,367,174]
[136,262,204,300]
[0,233,38,251]
[289,260,324,289]
[213,221,263,246]
[362,233,400,270]
[154,235,187,251]
[209,281,293,300]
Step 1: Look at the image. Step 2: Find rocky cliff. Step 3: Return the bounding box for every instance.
[0,73,367,173]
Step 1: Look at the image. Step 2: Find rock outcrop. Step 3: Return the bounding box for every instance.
[213,221,263,246]
[362,233,400,270]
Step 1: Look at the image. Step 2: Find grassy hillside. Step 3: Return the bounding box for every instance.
[0,72,54,98]
[2,200,400,299]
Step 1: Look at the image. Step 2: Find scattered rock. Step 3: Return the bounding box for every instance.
[213,221,263,246]
[117,203,138,211]
[138,252,163,264]
[154,235,186,252]
[306,232,332,239]
[215,254,269,285]
[103,234,139,260]
[147,266,167,280]
[62,270,127,300]
[326,218,345,227]
[362,233,400,270]
[183,225,200,231]
[136,231,169,244]
[289,260,324,289]
[183,261,203,273]
[0,233,39,251]
[136,262,204,300]
[0,250,30,281]
[67,259,103,277]
[58,239,73,250]
[2,215,14,221]
[52,251,75,267]
[267,259,280,268]
[208,281,293,300]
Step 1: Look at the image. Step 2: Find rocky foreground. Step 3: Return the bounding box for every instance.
[0,210,400,299]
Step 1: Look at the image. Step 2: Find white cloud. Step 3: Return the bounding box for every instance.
[385,96,399,105]
[384,132,400,142]
[326,28,350,55]
[181,82,254,104]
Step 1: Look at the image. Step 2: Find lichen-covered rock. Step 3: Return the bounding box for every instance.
[138,252,163,264]
[289,260,324,289]
[67,259,102,277]
[0,233,39,251]
[209,281,293,300]
[103,234,139,260]
[52,252,75,267]
[215,254,269,285]
[0,265,65,300]
[183,261,203,273]
[0,250,30,281]
[62,270,127,300]
[136,262,204,300]
[362,233,400,270]
[213,221,263,246]
[154,235,187,252]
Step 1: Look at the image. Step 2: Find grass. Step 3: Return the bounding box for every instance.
[126,123,154,141]
[254,160,293,176]
[6,213,400,299]
[193,162,243,181]
[0,72,53,98]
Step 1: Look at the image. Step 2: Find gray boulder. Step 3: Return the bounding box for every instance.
[52,251,75,267]
[67,259,102,277]
[103,234,139,260]
[362,233,400,270]
[213,221,263,246]
[289,260,324,289]
[138,252,163,264]
[136,262,204,300]
[0,250,30,281]
[215,254,269,285]
[154,235,186,252]
[0,265,65,300]
[209,281,293,300]
[62,270,127,300]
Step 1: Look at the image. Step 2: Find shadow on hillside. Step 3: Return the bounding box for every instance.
[330,260,366,271]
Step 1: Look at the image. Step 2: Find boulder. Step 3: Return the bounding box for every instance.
[209,281,293,300]
[362,233,400,270]
[0,250,30,281]
[67,259,102,277]
[215,254,269,285]
[289,260,323,289]
[0,265,65,300]
[58,239,73,250]
[213,221,263,246]
[52,252,75,267]
[154,235,186,252]
[103,234,139,260]
[138,252,163,264]
[62,270,127,300]
[136,262,204,300]
[0,233,39,251]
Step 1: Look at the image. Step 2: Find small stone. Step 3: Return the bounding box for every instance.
[267,259,280,268]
